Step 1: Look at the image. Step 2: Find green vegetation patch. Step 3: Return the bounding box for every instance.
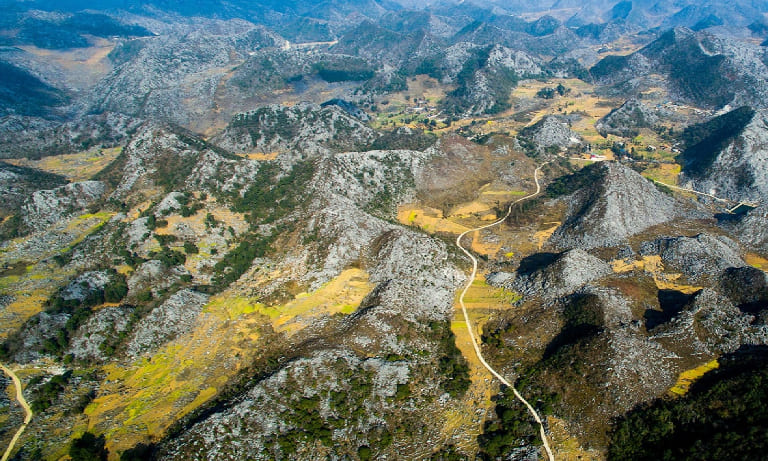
[545,162,606,198]
[608,347,768,461]
[429,320,471,398]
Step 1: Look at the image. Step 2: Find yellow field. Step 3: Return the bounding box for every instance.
[237,152,279,161]
[533,222,560,250]
[669,359,719,396]
[745,253,768,272]
[257,268,373,334]
[642,163,681,185]
[446,314,496,454]
[84,268,373,456]
[397,204,471,235]
[549,416,604,461]
[5,147,123,182]
[611,255,702,294]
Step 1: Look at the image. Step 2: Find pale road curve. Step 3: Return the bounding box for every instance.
[1,363,32,461]
[456,162,555,461]
[650,179,731,203]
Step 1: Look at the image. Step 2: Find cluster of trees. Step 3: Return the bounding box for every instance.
[536,83,570,99]
[477,386,543,459]
[545,163,605,198]
[609,347,768,460]
[429,321,471,398]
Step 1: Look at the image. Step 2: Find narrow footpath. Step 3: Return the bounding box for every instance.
[1,363,32,461]
[455,162,555,461]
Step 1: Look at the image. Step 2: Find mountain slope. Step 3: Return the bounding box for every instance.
[549,162,692,250]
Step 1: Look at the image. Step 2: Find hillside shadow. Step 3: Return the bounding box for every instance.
[644,289,697,330]
[516,252,560,276]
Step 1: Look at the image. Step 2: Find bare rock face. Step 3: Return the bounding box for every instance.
[518,115,581,152]
[127,260,189,298]
[68,306,133,362]
[366,228,464,322]
[211,103,377,156]
[680,109,768,203]
[731,206,768,252]
[639,233,746,283]
[595,99,665,137]
[491,249,612,300]
[60,270,111,303]
[126,289,209,358]
[550,162,686,250]
[21,181,106,232]
[650,288,768,356]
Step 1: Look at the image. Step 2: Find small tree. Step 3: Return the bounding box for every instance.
[69,432,108,461]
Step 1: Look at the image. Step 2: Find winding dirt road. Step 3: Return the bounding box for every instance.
[456,162,555,461]
[1,363,32,461]
[650,179,731,203]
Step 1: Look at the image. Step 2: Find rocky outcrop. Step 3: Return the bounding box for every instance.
[550,162,688,250]
[679,109,768,202]
[68,306,133,362]
[126,289,209,358]
[109,122,258,200]
[639,233,747,283]
[596,99,666,137]
[518,115,581,154]
[59,270,111,303]
[211,103,377,156]
[6,312,69,363]
[732,206,768,252]
[21,181,106,232]
[0,161,67,216]
[651,288,768,356]
[127,260,190,298]
[490,249,612,300]
[717,266,768,312]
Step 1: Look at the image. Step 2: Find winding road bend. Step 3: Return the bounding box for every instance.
[1,363,32,461]
[456,162,555,461]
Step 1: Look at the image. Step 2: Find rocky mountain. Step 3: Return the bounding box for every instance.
[549,162,694,249]
[595,98,666,137]
[678,107,768,202]
[87,24,287,129]
[590,27,768,110]
[0,112,142,159]
[517,115,582,154]
[3,1,768,460]
[22,181,106,232]
[211,103,378,156]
